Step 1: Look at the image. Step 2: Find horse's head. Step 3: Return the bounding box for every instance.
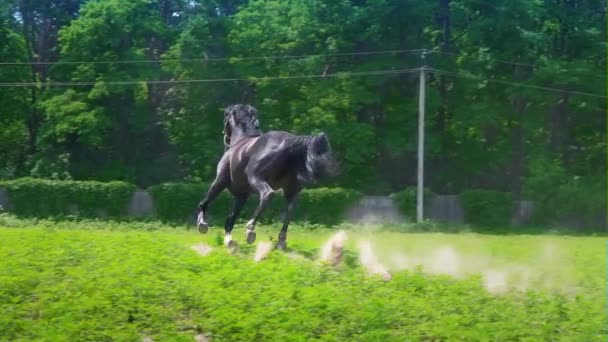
[223,104,262,146]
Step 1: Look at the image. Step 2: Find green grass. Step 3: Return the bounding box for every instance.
[0,217,605,341]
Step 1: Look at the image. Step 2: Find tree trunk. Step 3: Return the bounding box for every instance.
[19,0,40,155]
[549,93,570,163]
[510,95,527,196]
[435,0,453,192]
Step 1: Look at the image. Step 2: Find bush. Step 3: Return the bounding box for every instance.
[523,158,606,230]
[390,187,434,220]
[527,177,605,230]
[148,182,232,223]
[0,177,135,218]
[460,190,514,227]
[290,187,363,225]
[148,182,362,225]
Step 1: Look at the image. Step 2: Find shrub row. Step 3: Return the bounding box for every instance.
[459,190,515,227]
[392,187,517,227]
[525,177,606,230]
[0,178,603,229]
[389,187,434,220]
[148,183,363,225]
[392,186,604,230]
[460,188,605,230]
[0,178,135,218]
[0,178,363,225]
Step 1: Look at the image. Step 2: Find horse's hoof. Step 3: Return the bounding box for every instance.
[197,222,209,234]
[246,229,256,244]
[276,240,287,251]
[227,240,239,254]
[197,213,208,234]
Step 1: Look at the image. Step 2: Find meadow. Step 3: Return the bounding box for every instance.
[0,216,605,341]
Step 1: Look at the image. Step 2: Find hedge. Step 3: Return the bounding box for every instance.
[389,187,434,220]
[0,178,363,225]
[526,179,606,230]
[147,182,232,223]
[0,177,135,218]
[1,178,601,230]
[460,190,514,227]
[148,183,363,225]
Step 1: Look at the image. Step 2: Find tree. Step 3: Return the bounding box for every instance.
[0,22,29,178]
[39,0,182,185]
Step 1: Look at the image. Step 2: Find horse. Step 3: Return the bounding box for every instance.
[196,104,337,250]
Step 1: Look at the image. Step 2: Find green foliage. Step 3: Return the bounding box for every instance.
[148,182,232,223]
[281,187,363,225]
[0,24,29,179]
[28,152,73,180]
[390,187,434,220]
[0,178,135,218]
[460,190,514,228]
[33,0,179,185]
[546,178,606,229]
[1,0,606,221]
[523,158,606,230]
[0,224,604,341]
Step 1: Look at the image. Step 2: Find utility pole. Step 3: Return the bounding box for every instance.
[416,51,427,223]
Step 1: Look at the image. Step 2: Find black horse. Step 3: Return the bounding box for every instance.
[196,104,336,250]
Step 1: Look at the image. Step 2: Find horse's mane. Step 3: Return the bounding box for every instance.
[222,106,262,150]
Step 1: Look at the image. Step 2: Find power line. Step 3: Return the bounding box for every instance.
[429,50,537,68]
[0,49,425,66]
[429,49,607,80]
[0,68,419,87]
[429,67,607,99]
[1,64,602,99]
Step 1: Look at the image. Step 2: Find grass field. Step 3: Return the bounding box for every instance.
[0,216,605,341]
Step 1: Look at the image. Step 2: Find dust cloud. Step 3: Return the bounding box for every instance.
[190,243,213,257]
[319,230,347,266]
[253,241,273,262]
[357,240,392,280]
[384,241,574,294]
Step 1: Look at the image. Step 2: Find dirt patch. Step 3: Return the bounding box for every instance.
[319,230,347,266]
[194,334,210,342]
[190,243,213,257]
[253,241,273,262]
[358,240,392,280]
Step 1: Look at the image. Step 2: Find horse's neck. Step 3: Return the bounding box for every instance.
[229,130,259,146]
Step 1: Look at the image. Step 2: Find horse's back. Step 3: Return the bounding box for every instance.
[227,130,306,193]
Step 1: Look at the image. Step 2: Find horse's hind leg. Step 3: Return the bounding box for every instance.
[223,195,248,249]
[277,189,299,251]
[197,173,229,234]
[244,177,275,244]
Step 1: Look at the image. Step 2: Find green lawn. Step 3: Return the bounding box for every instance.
[0,218,605,341]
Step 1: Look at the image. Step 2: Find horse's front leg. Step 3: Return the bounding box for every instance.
[277,189,299,251]
[197,174,228,234]
[223,194,248,250]
[244,177,275,244]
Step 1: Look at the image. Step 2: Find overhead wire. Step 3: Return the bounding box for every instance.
[427,49,607,81]
[0,68,420,87]
[428,67,606,99]
[0,43,602,99]
[0,49,425,66]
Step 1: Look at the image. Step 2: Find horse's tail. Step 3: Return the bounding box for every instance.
[300,132,338,183]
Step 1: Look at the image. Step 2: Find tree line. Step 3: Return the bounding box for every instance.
[0,0,605,203]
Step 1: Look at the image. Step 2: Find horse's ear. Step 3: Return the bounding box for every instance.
[224,105,234,118]
[246,105,257,116]
[223,115,231,134]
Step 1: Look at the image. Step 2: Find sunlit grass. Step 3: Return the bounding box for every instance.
[0,217,605,341]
